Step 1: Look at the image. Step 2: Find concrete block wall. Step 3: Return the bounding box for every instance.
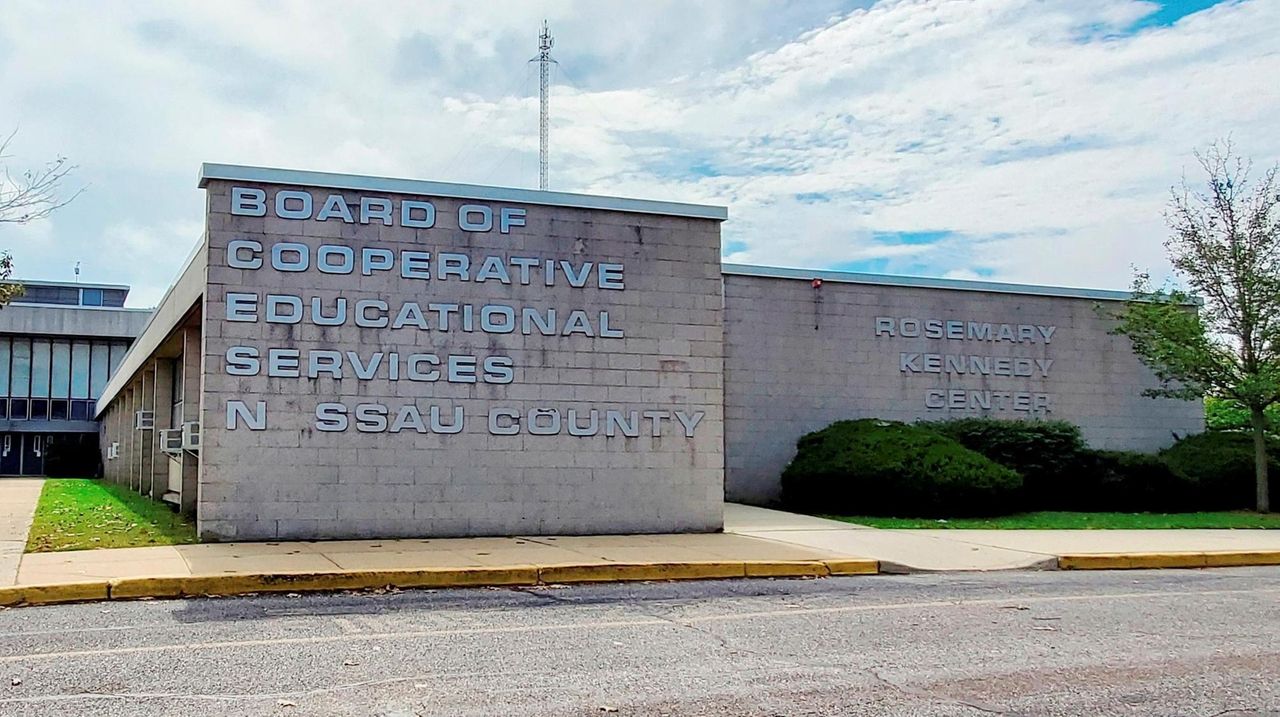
[197,179,725,540]
[96,309,232,518]
[723,274,1205,504]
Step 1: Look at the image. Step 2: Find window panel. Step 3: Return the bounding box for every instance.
[50,342,70,399]
[10,339,31,398]
[171,356,184,403]
[0,338,9,398]
[109,343,127,377]
[102,289,127,308]
[70,400,90,421]
[31,340,51,398]
[13,285,78,305]
[70,342,90,399]
[171,357,184,426]
[90,343,110,399]
[81,288,104,307]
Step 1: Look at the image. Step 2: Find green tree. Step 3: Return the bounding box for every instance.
[1204,396,1280,435]
[1114,141,1280,513]
[0,250,20,307]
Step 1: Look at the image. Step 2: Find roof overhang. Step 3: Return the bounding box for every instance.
[198,163,729,221]
[723,263,1156,302]
[95,239,207,418]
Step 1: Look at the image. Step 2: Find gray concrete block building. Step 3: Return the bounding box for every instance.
[93,163,1203,540]
[720,267,1203,503]
[0,280,150,476]
[98,164,727,540]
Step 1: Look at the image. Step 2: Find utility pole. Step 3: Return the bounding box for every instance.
[532,20,555,190]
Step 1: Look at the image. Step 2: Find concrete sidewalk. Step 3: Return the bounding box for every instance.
[12,529,873,588]
[725,504,1055,571]
[726,504,1280,571]
[0,478,43,585]
[3,502,1279,607]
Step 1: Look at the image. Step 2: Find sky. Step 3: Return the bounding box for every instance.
[0,0,1276,307]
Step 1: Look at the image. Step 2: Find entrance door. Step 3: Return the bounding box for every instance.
[0,434,19,475]
[19,435,44,476]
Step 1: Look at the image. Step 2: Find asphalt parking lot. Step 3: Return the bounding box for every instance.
[1,567,1277,716]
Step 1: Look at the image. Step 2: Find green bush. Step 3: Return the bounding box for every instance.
[1159,431,1277,510]
[781,419,1023,517]
[922,418,1089,508]
[1071,450,1197,512]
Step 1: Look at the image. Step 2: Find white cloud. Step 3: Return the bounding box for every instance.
[0,0,1276,303]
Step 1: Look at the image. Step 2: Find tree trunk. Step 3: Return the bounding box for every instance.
[1248,405,1271,513]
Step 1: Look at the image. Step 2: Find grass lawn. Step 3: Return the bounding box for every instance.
[25,478,197,553]
[824,511,1280,530]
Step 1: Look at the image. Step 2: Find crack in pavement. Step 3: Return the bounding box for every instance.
[866,667,1018,716]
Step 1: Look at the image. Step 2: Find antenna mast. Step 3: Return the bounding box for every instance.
[533,20,555,190]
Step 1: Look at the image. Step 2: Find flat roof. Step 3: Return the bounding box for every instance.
[722,263,1139,302]
[2,278,130,292]
[95,239,207,418]
[198,163,729,221]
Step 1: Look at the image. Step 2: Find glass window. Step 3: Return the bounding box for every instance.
[0,399,7,419]
[102,289,127,308]
[50,400,68,420]
[109,343,127,377]
[10,398,27,420]
[50,342,70,399]
[171,356,184,402]
[70,342,90,399]
[0,338,9,398]
[90,343,110,399]
[30,399,48,420]
[31,340,51,398]
[171,357,184,426]
[70,400,90,421]
[81,288,104,307]
[10,339,31,398]
[13,285,78,305]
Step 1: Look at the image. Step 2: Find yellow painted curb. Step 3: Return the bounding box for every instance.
[1059,551,1280,570]
[1202,551,1280,568]
[539,561,746,584]
[0,581,110,607]
[743,560,829,578]
[1,558,881,608]
[1059,553,1198,570]
[823,559,880,576]
[108,575,197,600]
[109,566,542,600]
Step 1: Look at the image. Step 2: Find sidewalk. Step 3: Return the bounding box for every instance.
[727,504,1280,571]
[3,502,1279,607]
[4,524,879,606]
[0,478,43,585]
[724,504,1055,571]
[13,530,870,586]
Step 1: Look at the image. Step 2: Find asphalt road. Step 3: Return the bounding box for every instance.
[0,568,1277,716]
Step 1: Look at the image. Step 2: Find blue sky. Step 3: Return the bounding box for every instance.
[1,0,1276,306]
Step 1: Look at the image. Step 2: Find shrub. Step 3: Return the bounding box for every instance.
[781,419,1023,517]
[922,418,1089,508]
[1070,450,1197,512]
[1159,431,1277,510]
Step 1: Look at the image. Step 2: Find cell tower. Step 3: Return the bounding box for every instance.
[531,20,556,190]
